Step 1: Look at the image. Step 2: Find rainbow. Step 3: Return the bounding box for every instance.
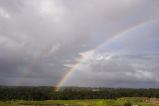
[55,54,84,91]
[17,43,55,85]
[55,19,158,91]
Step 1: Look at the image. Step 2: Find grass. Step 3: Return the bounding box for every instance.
[0,98,159,106]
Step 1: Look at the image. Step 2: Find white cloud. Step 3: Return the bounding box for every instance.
[0,0,159,87]
[64,51,159,87]
[0,8,10,18]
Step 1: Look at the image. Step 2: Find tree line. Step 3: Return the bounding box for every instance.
[0,86,159,100]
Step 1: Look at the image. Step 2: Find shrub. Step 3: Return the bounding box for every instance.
[123,101,131,106]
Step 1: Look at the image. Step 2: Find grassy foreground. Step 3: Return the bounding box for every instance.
[0,98,159,106]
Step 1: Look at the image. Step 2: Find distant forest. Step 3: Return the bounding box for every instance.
[0,86,159,100]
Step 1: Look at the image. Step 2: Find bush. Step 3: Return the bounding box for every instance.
[124,102,131,106]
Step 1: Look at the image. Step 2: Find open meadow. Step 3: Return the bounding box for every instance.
[1,97,159,106]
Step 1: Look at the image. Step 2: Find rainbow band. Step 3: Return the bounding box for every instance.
[55,19,158,91]
[55,55,84,91]
[17,44,54,85]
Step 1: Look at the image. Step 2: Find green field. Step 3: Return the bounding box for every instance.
[0,98,159,106]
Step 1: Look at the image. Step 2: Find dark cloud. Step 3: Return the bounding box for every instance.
[0,0,159,87]
[64,52,159,88]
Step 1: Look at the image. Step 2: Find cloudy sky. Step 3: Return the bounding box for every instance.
[0,0,159,88]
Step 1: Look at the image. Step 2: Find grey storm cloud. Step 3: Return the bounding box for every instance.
[64,52,159,88]
[0,0,159,87]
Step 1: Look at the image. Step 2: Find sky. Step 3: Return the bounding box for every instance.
[0,0,159,88]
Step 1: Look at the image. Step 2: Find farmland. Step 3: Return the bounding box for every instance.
[0,98,159,106]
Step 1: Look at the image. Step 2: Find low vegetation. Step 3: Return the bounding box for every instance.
[0,86,159,100]
[0,98,159,106]
[1,86,159,106]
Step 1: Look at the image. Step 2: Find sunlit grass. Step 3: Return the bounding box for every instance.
[0,98,159,106]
